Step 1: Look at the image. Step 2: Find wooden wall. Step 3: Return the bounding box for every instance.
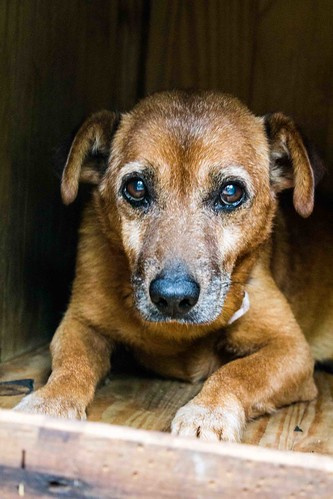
[0,0,147,361]
[1,0,333,362]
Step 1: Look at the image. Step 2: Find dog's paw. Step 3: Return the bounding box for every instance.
[171,397,246,442]
[14,392,87,420]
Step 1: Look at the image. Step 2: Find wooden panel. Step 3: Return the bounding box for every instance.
[0,0,147,361]
[90,372,333,456]
[144,0,259,103]
[89,374,201,432]
[0,347,51,409]
[247,0,333,191]
[325,89,333,174]
[1,347,333,456]
[1,409,333,498]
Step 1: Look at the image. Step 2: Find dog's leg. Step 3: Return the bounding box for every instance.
[14,313,113,419]
[171,262,318,442]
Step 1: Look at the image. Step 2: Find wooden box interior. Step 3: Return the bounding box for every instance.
[1,1,333,496]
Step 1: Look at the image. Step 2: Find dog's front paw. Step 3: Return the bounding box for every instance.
[14,391,87,420]
[171,396,246,442]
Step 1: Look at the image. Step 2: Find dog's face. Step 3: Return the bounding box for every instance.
[104,93,274,324]
[61,91,320,326]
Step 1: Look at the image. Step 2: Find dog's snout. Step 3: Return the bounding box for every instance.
[149,271,200,318]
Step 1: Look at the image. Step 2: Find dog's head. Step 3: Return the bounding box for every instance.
[61,91,324,326]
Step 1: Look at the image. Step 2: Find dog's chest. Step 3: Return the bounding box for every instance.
[131,337,227,383]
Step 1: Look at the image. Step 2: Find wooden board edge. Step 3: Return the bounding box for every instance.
[0,408,333,498]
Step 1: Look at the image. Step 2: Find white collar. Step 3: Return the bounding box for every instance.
[228,291,250,325]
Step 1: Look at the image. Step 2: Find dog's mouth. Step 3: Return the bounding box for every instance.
[131,272,230,325]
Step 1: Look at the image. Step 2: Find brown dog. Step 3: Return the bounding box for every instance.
[15,91,333,442]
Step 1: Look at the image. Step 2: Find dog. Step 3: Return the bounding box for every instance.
[15,90,333,442]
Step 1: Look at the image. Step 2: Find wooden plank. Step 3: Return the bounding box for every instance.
[243,372,333,455]
[1,347,333,455]
[0,409,333,498]
[0,0,147,362]
[325,96,333,183]
[88,371,333,455]
[89,374,202,431]
[144,0,258,103]
[0,346,51,410]
[249,0,333,191]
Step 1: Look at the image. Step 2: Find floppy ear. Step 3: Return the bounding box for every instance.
[61,110,120,205]
[263,112,325,217]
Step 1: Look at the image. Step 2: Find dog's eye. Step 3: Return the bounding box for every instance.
[122,177,149,206]
[125,179,146,199]
[216,182,245,210]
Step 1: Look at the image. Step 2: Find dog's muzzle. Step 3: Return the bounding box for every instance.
[132,259,229,324]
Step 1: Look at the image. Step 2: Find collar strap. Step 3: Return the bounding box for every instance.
[228,291,250,325]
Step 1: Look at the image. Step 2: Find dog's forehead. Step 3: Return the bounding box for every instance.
[116,92,269,184]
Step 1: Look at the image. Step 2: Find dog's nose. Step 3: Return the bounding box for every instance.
[149,271,200,318]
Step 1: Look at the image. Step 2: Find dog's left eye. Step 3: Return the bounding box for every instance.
[122,177,149,207]
[216,182,245,210]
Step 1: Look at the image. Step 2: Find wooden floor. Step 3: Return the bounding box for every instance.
[1,346,333,456]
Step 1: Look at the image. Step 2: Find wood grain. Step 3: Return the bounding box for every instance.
[1,409,333,498]
[1,347,333,456]
[243,372,333,455]
[0,0,147,362]
[0,346,51,410]
[249,0,333,192]
[144,0,259,103]
[89,375,202,432]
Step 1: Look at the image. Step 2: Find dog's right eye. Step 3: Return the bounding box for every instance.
[213,181,246,212]
[122,177,149,207]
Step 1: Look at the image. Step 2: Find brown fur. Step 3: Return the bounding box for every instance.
[15,91,332,442]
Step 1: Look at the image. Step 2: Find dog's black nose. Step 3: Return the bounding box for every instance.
[149,271,200,318]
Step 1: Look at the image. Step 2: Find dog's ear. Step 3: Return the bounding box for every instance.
[263,112,325,217]
[61,110,120,205]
